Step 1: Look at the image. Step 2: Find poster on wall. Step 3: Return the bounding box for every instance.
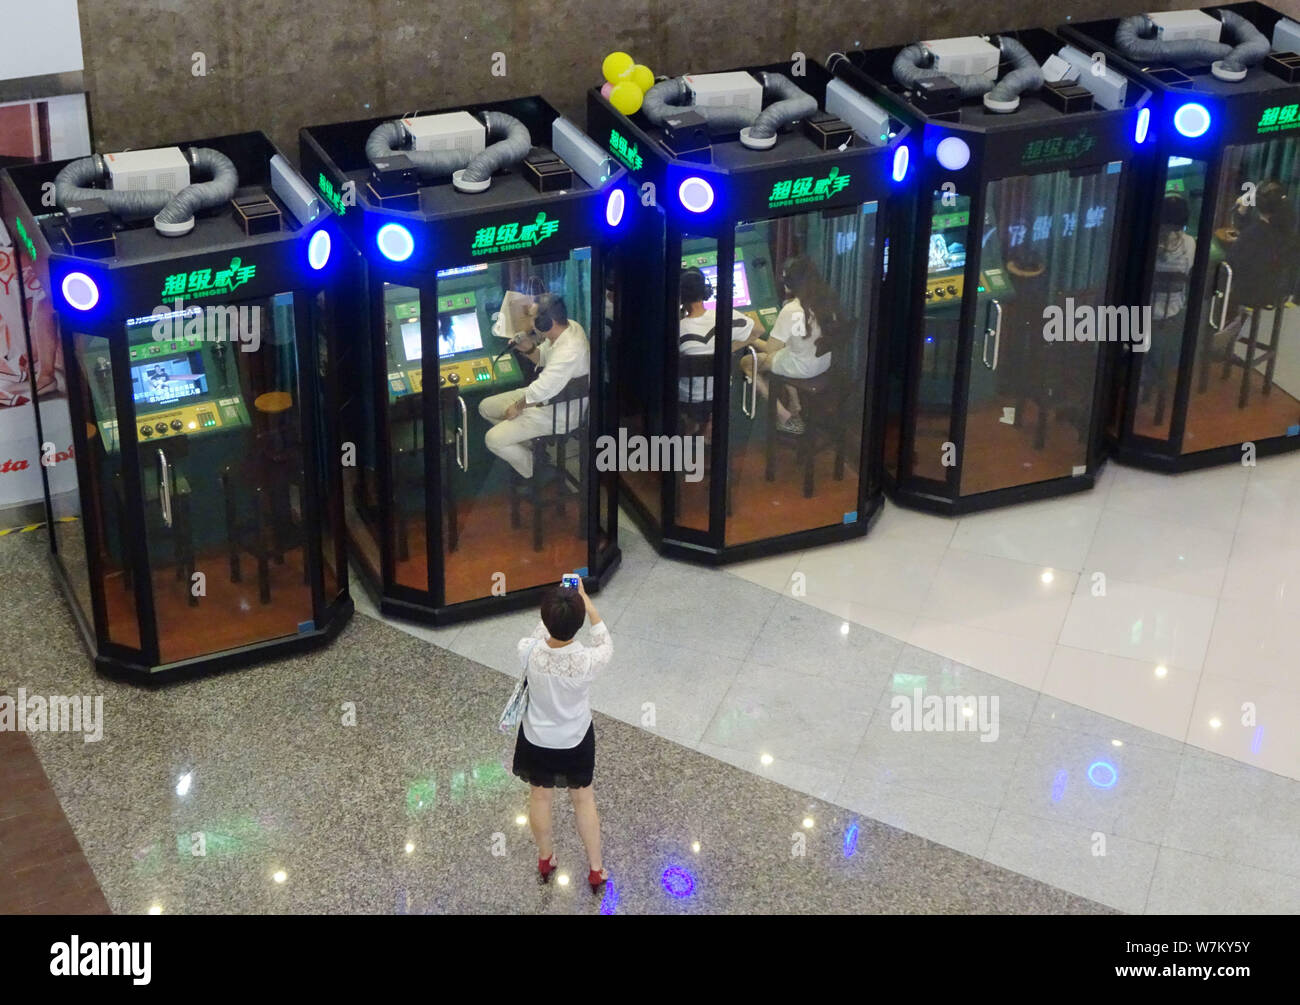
[0,0,89,510]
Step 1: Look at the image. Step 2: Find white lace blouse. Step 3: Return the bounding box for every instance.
[518,619,613,749]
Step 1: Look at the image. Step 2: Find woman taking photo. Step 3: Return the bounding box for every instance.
[512,578,612,891]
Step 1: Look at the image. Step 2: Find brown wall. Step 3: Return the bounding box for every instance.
[77,0,1300,160]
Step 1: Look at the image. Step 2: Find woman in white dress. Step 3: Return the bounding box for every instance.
[742,256,840,434]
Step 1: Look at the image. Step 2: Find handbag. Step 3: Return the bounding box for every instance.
[498,672,529,734]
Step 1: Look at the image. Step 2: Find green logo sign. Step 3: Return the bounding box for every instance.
[13,217,36,262]
[317,172,348,216]
[767,166,851,209]
[161,256,256,300]
[1258,104,1300,134]
[470,212,559,257]
[1022,130,1096,165]
[608,128,643,172]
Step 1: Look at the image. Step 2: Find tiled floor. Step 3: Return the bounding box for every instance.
[729,452,1300,780]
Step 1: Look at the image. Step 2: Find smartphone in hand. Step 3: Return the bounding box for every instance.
[561,573,582,590]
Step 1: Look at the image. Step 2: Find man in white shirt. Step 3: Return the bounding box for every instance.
[479,293,589,478]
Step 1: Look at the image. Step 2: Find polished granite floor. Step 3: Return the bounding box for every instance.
[0,531,1106,915]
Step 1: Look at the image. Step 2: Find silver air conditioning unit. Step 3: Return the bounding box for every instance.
[104,147,190,194]
[401,111,487,154]
[922,36,1002,81]
[1147,10,1223,44]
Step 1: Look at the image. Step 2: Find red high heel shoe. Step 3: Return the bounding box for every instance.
[538,854,557,883]
[588,867,608,892]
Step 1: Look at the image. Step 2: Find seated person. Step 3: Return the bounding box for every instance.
[1224,180,1300,312]
[479,293,589,479]
[677,267,756,437]
[742,256,839,435]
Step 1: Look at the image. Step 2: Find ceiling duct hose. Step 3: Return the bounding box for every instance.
[893,37,1043,113]
[984,37,1044,113]
[1213,9,1271,81]
[154,147,239,237]
[741,73,817,149]
[1114,14,1232,67]
[365,119,477,179]
[454,112,532,193]
[641,77,756,132]
[54,154,174,218]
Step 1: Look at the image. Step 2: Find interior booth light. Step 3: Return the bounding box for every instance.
[1173,102,1211,139]
[678,176,715,213]
[61,271,100,311]
[934,136,969,172]
[1135,106,1151,145]
[307,228,332,270]
[605,186,626,227]
[376,222,414,262]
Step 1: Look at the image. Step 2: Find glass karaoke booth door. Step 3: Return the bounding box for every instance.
[2,137,351,680]
[589,60,905,563]
[835,32,1149,514]
[302,97,623,623]
[1063,5,1300,470]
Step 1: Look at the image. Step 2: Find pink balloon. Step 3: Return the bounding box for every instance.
[600,82,614,98]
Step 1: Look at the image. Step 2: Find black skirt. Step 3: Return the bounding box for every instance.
[512,723,595,789]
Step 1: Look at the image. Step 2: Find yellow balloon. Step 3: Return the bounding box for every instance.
[609,80,643,115]
[602,51,634,85]
[630,64,655,93]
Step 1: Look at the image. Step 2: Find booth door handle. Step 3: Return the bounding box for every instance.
[1211,262,1234,331]
[982,299,1003,371]
[157,449,173,529]
[455,396,469,472]
[742,346,759,419]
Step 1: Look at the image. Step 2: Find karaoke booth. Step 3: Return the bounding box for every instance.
[587,60,911,562]
[301,97,625,623]
[832,31,1152,513]
[1,133,353,680]
[1061,4,1300,470]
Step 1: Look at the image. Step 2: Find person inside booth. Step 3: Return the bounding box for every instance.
[479,293,589,478]
[677,266,756,443]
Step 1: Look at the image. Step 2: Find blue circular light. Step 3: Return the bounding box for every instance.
[308,228,331,270]
[376,222,414,262]
[935,136,970,171]
[1173,102,1211,139]
[661,865,696,898]
[61,271,99,311]
[1087,760,1118,789]
[1136,106,1151,145]
[678,176,715,214]
[605,186,626,227]
[892,144,910,182]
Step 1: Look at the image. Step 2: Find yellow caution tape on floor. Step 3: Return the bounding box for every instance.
[0,516,78,536]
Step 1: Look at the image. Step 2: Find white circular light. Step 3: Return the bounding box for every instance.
[62,271,99,311]
[376,222,414,262]
[892,144,910,182]
[678,176,715,214]
[606,187,626,227]
[308,228,331,270]
[936,136,971,171]
[1174,102,1211,139]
